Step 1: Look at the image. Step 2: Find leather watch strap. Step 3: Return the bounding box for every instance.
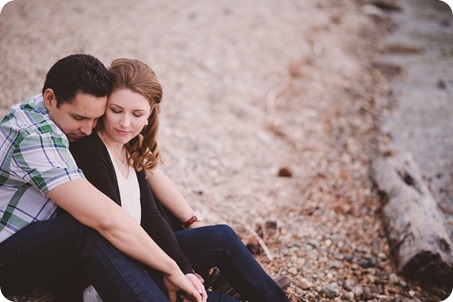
[182,215,198,229]
[182,211,202,229]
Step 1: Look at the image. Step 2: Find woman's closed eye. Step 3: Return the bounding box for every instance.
[111,108,123,114]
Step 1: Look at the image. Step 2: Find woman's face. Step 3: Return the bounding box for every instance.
[103,88,151,145]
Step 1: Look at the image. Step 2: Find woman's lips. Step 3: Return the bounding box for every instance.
[115,129,129,136]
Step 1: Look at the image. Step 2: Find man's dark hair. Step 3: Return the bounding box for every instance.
[42,54,112,106]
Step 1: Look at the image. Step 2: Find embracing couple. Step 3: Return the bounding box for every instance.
[0,54,290,302]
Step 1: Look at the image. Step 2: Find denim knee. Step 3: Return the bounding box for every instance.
[213,224,236,236]
[210,224,242,246]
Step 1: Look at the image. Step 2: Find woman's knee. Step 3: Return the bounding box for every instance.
[211,224,241,245]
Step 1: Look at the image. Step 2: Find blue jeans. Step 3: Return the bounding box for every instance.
[0,215,288,302]
[175,225,290,302]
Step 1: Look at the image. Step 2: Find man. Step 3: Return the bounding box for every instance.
[0,54,204,302]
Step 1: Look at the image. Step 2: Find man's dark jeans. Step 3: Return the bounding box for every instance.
[0,215,289,302]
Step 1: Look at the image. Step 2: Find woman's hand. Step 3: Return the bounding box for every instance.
[182,273,207,302]
[163,271,204,302]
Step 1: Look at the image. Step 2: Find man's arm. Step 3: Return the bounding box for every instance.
[146,168,205,228]
[47,178,203,302]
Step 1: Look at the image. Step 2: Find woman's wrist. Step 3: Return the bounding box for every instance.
[182,211,204,229]
[188,220,205,228]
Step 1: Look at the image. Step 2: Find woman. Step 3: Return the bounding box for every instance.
[70,58,290,302]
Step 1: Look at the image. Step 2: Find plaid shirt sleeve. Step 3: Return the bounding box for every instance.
[0,96,85,243]
[12,131,84,194]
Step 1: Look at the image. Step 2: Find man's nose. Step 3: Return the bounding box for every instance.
[80,120,95,135]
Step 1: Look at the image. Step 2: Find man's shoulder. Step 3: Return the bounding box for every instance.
[1,94,65,145]
[4,94,46,117]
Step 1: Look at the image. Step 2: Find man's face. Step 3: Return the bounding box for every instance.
[44,89,107,142]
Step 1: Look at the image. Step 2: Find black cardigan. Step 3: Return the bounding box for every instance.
[70,132,193,274]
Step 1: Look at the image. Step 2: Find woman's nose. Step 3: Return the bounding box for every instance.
[120,114,130,127]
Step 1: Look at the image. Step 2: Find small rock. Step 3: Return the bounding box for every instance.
[359,256,377,268]
[287,266,298,275]
[352,286,363,298]
[378,252,387,260]
[299,278,313,290]
[307,239,319,248]
[375,294,392,301]
[330,260,342,269]
[344,255,354,263]
[306,292,316,299]
[343,279,354,291]
[362,286,372,300]
[389,273,399,284]
[277,167,292,177]
[323,282,340,298]
[344,291,355,301]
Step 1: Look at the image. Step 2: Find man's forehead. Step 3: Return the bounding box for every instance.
[66,93,107,118]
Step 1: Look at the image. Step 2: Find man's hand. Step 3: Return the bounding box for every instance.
[163,271,204,302]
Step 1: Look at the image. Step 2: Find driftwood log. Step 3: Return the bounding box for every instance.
[372,152,453,286]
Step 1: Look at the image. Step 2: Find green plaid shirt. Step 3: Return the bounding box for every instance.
[0,94,84,243]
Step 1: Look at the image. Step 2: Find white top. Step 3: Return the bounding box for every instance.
[107,148,141,223]
[83,148,141,302]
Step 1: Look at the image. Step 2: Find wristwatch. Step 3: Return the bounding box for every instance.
[182,211,203,229]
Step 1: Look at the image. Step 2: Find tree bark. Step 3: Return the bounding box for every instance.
[372,152,453,286]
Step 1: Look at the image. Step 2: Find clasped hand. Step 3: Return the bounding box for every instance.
[163,271,208,302]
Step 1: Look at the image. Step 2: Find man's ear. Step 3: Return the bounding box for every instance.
[43,89,56,109]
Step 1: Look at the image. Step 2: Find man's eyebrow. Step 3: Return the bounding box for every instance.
[72,114,91,120]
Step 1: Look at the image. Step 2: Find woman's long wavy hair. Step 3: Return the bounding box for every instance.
[104,58,162,172]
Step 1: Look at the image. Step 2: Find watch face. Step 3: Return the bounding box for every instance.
[194,211,203,221]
